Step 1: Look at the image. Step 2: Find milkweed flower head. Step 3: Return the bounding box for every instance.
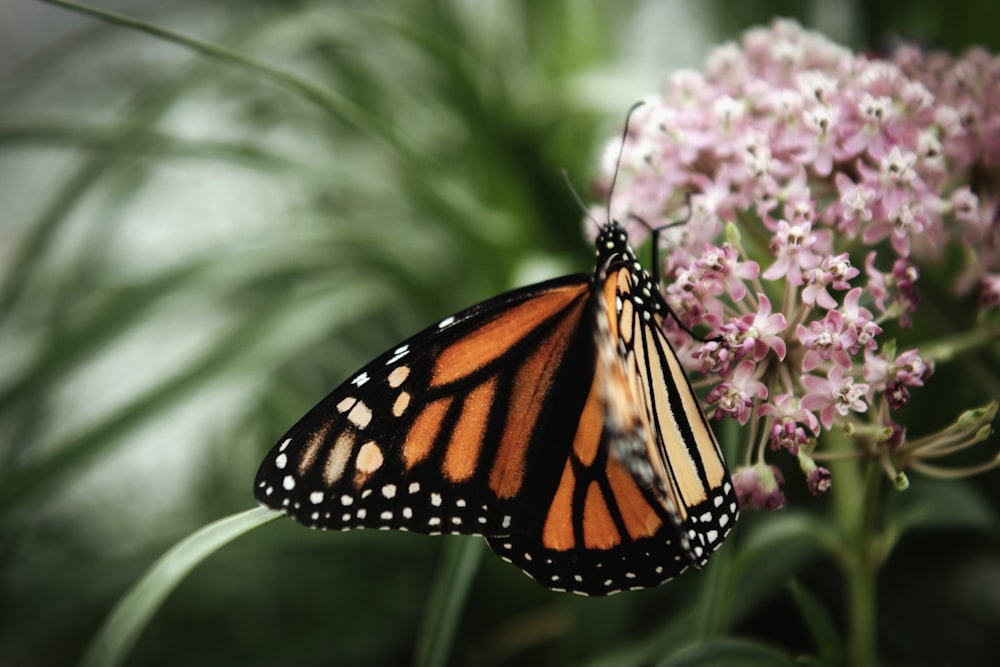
[591,19,1000,506]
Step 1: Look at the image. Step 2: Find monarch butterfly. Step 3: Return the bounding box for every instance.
[253,208,739,595]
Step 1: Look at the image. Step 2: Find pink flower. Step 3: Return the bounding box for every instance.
[841,288,882,353]
[762,219,825,285]
[695,243,759,301]
[806,467,832,497]
[717,293,788,362]
[707,360,768,425]
[797,310,855,371]
[591,19,1000,503]
[801,366,870,429]
[733,464,787,511]
[758,393,820,455]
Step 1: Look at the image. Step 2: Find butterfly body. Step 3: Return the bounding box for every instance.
[255,221,737,595]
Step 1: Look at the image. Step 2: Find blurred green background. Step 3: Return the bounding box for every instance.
[2,1,999,665]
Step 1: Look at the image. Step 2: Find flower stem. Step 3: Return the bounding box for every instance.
[830,431,882,667]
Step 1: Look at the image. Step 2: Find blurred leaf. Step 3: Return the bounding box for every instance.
[788,580,843,667]
[80,507,280,667]
[414,537,484,667]
[885,478,998,550]
[655,637,798,667]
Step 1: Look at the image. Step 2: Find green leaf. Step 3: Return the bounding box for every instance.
[412,536,484,667]
[788,580,843,667]
[885,478,998,549]
[80,507,280,667]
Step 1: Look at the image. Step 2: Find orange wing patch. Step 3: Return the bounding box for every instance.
[606,457,662,540]
[542,461,577,551]
[582,481,620,549]
[488,293,588,499]
[443,376,497,482]
[432,284,588,387]
[403,397,452,469]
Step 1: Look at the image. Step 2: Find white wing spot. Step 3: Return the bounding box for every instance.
[350,372,370,387]
[336,396,357,413]
[707,529,719,543]
[387,366,410,388]
[361,489,372,499]
[382,484,397,499]
[714,495,724,507]
[275,453,288,470]
[428,517,441,527]
[700,511,712,523]
[265,486,273,496]
[438,316,455,328]
[341,494,354,506]
[455,498,466,508]
[477,516,487,524]
[451,517,462,525]
[380,510,393,521]
[282,475,296,491]
[402,507,413,519]
[386,345,409,365]
[311,511,320,521]
[347,401,373,429]
[408,482,420,494]
[341,513,351,522]
[502,515,511,529]
[356,508,367,519]
[278,438,291,452]
[392,391,411,417]
[431,493,442,507]
[356,442,384,473]
[625,572,637,579]
[309,491,324,504]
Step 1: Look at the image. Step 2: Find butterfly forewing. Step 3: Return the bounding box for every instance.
[254,221,738,596]
[255,275,595,536]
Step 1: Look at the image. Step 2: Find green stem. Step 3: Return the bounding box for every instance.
[830,431,882,667]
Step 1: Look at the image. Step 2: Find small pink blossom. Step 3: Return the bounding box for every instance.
[806,467,833,497]
[797,310,855,371]
[758,393,820,455]
[801,366,870,429]
[707,360,768,425]
[841,288,882,353]
[717,293,787,363]
[733,464,787,511]
[762,219,823,285]
[695,243,759,301]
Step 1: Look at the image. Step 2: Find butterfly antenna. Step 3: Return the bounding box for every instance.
[561,169,601,233]
[606,100,646,225]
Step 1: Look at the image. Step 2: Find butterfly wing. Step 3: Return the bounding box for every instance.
[254,275,598,536]
[486,240,738,596]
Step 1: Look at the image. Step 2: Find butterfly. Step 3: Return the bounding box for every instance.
[254,212,739,596]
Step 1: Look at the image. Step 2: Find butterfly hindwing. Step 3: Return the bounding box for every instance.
[486,230,737,595]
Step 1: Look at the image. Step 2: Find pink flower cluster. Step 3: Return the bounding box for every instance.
[593,19,1000,508]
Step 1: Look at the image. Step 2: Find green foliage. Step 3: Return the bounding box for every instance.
[2,2,998,666]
